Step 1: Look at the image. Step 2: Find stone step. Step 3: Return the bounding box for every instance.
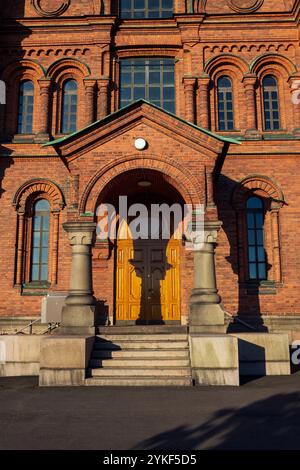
[85,376,192,387]
[92,348,189,359]
[96,334,188,342]
[97,325,188,335]
[94,340,189,350]
[91,367,191,377]
[90,358,190,368]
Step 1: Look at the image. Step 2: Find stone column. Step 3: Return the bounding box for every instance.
[184,77,196,123]
[59,222,97,335]
[288,76,300,135]
[84,79,96,126]
[97,78,110,120]
[198,74,210,129]
[35,78,52,142]
[242,74,259,137]
[189,221,225,333]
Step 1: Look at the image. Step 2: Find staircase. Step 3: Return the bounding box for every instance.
[85,327,192,386]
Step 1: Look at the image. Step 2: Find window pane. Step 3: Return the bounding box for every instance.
[61,80,78,134]
[18,80,34,134]
[258,264,267,280]
[248,247,256,262]
[217,76,234,131]
[246,197,267,281]
[263,75,280,131]
[120,0,173,18]
[249,264,257,280]
[30,199,50,283]
[120,58,175,112]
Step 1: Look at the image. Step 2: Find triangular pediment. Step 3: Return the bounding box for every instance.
[44,100,239,161]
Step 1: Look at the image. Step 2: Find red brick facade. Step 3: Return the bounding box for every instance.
[1,0,300,330]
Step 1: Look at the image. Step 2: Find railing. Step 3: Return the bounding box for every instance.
[224,311,257,331]
[14,319,59,335]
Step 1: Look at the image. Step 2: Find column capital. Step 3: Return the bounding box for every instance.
[63,222,96,246]
[84,78,97,90]
[38,77,52,87]
[198,74,210,86]
[242,74,257,88]
[183,76,197,86]
[97,77,110,87]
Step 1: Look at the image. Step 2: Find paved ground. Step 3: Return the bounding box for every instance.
[0,374,300,450]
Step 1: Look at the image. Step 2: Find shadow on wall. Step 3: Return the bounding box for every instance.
[216,174,275,332]
[132,392,300,450]
[0,146,14,199]
[0,2,32,141]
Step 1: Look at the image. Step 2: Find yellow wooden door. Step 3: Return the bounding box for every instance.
[116,238,180,323]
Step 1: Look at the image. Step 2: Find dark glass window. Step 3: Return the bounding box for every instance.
[61,79,78,133]
[263,75,280,131]
[18,80,34,134]
[217,76,234,131]
[246,197,267,281]
[30,199,50,283]
[120,58,175,113]
[120,0,173,18]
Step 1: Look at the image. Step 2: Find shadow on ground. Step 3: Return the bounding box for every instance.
[132,391,300,450]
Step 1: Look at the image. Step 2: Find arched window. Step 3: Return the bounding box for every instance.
[18,80,34,134]
[120,0,173,18]
[61,79,78,133]
[30,199,50,283]
[262,75,280,131]
[246,196,267,281]
[217,76,234,131]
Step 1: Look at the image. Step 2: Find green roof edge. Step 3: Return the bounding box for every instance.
[42,99,241,147]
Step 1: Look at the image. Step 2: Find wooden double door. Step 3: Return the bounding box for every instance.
[116,238,181,323]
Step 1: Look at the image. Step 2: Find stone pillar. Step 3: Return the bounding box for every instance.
[189,221,225,333]
[242,74,259,137]
[59,222,97,335]
[288,76,300,135]
[183,77,196,123]
[35,78,52,142]
[97,78,110,120]
[174,0,185,13]
[84,79,96,126]
[198,74,210,129]
[16,210,25,287]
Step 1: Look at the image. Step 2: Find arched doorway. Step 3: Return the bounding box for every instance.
[95,169,188,325]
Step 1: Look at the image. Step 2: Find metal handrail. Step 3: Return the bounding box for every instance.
[14,318,41,335]
[14,319,60,335]
[224,311,257,331]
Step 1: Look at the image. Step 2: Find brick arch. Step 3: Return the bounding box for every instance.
[12,178,65,213]
[0,59,46,82]
[250,53,297,76]
[46,58,91,79]
[232,175,285,211]
[204,53,249,76]
[80,156,202,214]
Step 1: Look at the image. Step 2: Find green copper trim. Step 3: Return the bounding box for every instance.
[43,99,240,147]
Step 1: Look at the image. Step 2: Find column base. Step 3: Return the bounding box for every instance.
[56,326,96,336]
[57,305,96,336]
[244,129,262,139]
[34,133,50,143]
[189,303,226,334]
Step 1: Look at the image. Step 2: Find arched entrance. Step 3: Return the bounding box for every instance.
[96,169,187,325]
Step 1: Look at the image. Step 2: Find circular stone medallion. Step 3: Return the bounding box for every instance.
[32,0,71,17]
[228,0,264,13]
